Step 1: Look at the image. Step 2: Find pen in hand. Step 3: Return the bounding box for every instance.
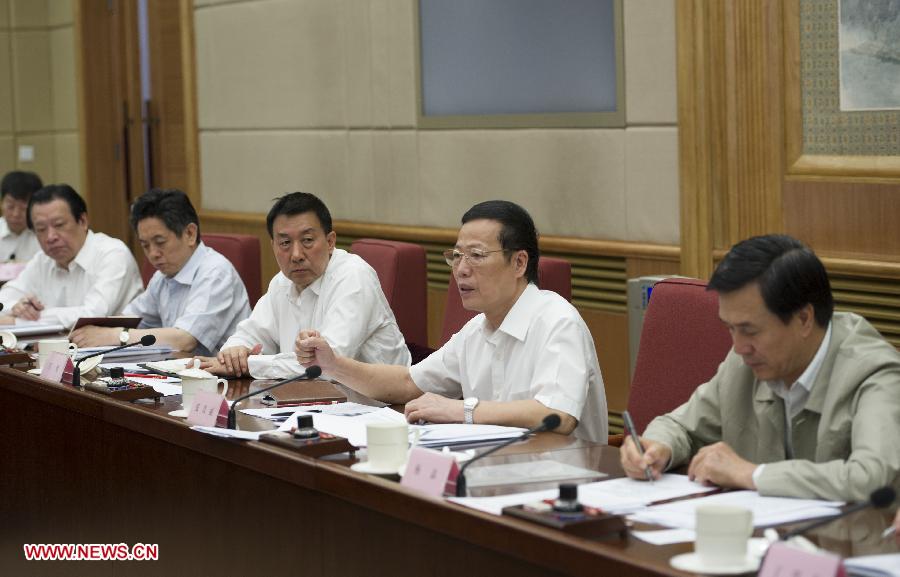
[882,526,896,540]
[623,410,654,484]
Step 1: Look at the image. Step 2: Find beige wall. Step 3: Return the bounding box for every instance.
[195,0,678,245]
[0,0,80,188]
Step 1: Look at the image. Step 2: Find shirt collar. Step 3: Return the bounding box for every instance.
[793,321,832,393]
[762,321,832,402]
[288,250,336,302]
[487,283,539,343]
[67,230,95,272]
[170,242,206,285]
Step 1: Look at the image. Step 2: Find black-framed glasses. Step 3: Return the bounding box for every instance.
[442,248,506,268]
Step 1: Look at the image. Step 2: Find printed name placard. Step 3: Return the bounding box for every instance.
[759,541,846,577]
[401,447,460,497]
[39,352,74,384]
[186,391,229,428]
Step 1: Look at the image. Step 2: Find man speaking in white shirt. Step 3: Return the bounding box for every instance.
[296,200,608,442]
[203,192,410,379]
[0,184,143,328]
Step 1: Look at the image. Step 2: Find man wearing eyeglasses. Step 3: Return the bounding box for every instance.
[296,200,608,442]
[201,192,411,378]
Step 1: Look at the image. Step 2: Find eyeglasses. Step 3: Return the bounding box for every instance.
[443,248,506,268]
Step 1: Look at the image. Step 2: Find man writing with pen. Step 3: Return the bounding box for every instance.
[620,235,900,502]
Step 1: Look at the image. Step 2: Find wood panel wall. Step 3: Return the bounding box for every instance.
[677,0,900,287]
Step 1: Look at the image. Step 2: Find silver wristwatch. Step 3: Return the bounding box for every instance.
[119,328,130,346]
[463,397,480,424]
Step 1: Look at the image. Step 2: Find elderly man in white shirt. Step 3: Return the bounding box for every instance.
[70,189,251,356]
[0,171,43,263]
[0,184,143,329]
[201,192,410,379]
[296,200,609,442]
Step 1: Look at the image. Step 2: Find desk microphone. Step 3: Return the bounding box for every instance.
[226,365,322,429]
[73,334,157,387]
[781,486,895,540]
[454,413,562,497]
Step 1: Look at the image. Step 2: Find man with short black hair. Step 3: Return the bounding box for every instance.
[0,171,43,262]
[295,200,608,442]
[621,234,900,501]
[70,189,251,355]
[204,192,410,378]
[0,184,142,328]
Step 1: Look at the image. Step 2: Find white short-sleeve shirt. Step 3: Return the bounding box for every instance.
[222,248,411,379]
[410,283,608,442]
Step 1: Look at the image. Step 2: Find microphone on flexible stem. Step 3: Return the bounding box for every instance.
[73,334,157,387]
[226,365,322,429]
[781,486,896,540]
[455,413,562,497]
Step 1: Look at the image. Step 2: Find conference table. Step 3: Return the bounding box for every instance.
[1,366,896,576]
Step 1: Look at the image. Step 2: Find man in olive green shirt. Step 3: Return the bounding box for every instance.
[621,235,900,502]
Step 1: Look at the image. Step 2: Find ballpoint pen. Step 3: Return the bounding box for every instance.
[882,526,896,539]
[622,410,654,484]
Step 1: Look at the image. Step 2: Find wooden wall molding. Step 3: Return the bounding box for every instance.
[200,210,681,262]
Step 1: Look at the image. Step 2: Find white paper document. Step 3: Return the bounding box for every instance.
[631,528,697,545]
[277,407,407,447]
[448,488,558,515]
[241,402,381,423]
[190,426,263,440]
[628,490,844,529]
[449,474,714,516]
[576,474,716,512]
[844,554,900,577]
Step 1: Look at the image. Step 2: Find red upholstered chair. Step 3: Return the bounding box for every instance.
[140,233,263,307]
[350,238,428,357]
[611,277,732,445]
[439,256,573,346]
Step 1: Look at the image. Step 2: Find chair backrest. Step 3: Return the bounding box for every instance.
[627,277,732,434]
[439,256,573,346]
[350,238,428,348]
[140,233,263,307]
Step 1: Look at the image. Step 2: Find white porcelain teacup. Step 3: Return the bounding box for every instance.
[38,339,77,369]
[364,422,409,472]
[0,330,17,349]
[694,504,753,567]
[177,363,229,413]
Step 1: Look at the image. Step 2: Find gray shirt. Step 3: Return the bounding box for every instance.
[124,242,251,356]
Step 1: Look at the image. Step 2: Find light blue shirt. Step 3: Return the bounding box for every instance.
[124,242,251,356]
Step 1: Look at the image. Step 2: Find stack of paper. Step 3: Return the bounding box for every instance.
[628,490,844,529]
[415,424,527,448]
[76,345,173,363]
[0,320,66,336]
